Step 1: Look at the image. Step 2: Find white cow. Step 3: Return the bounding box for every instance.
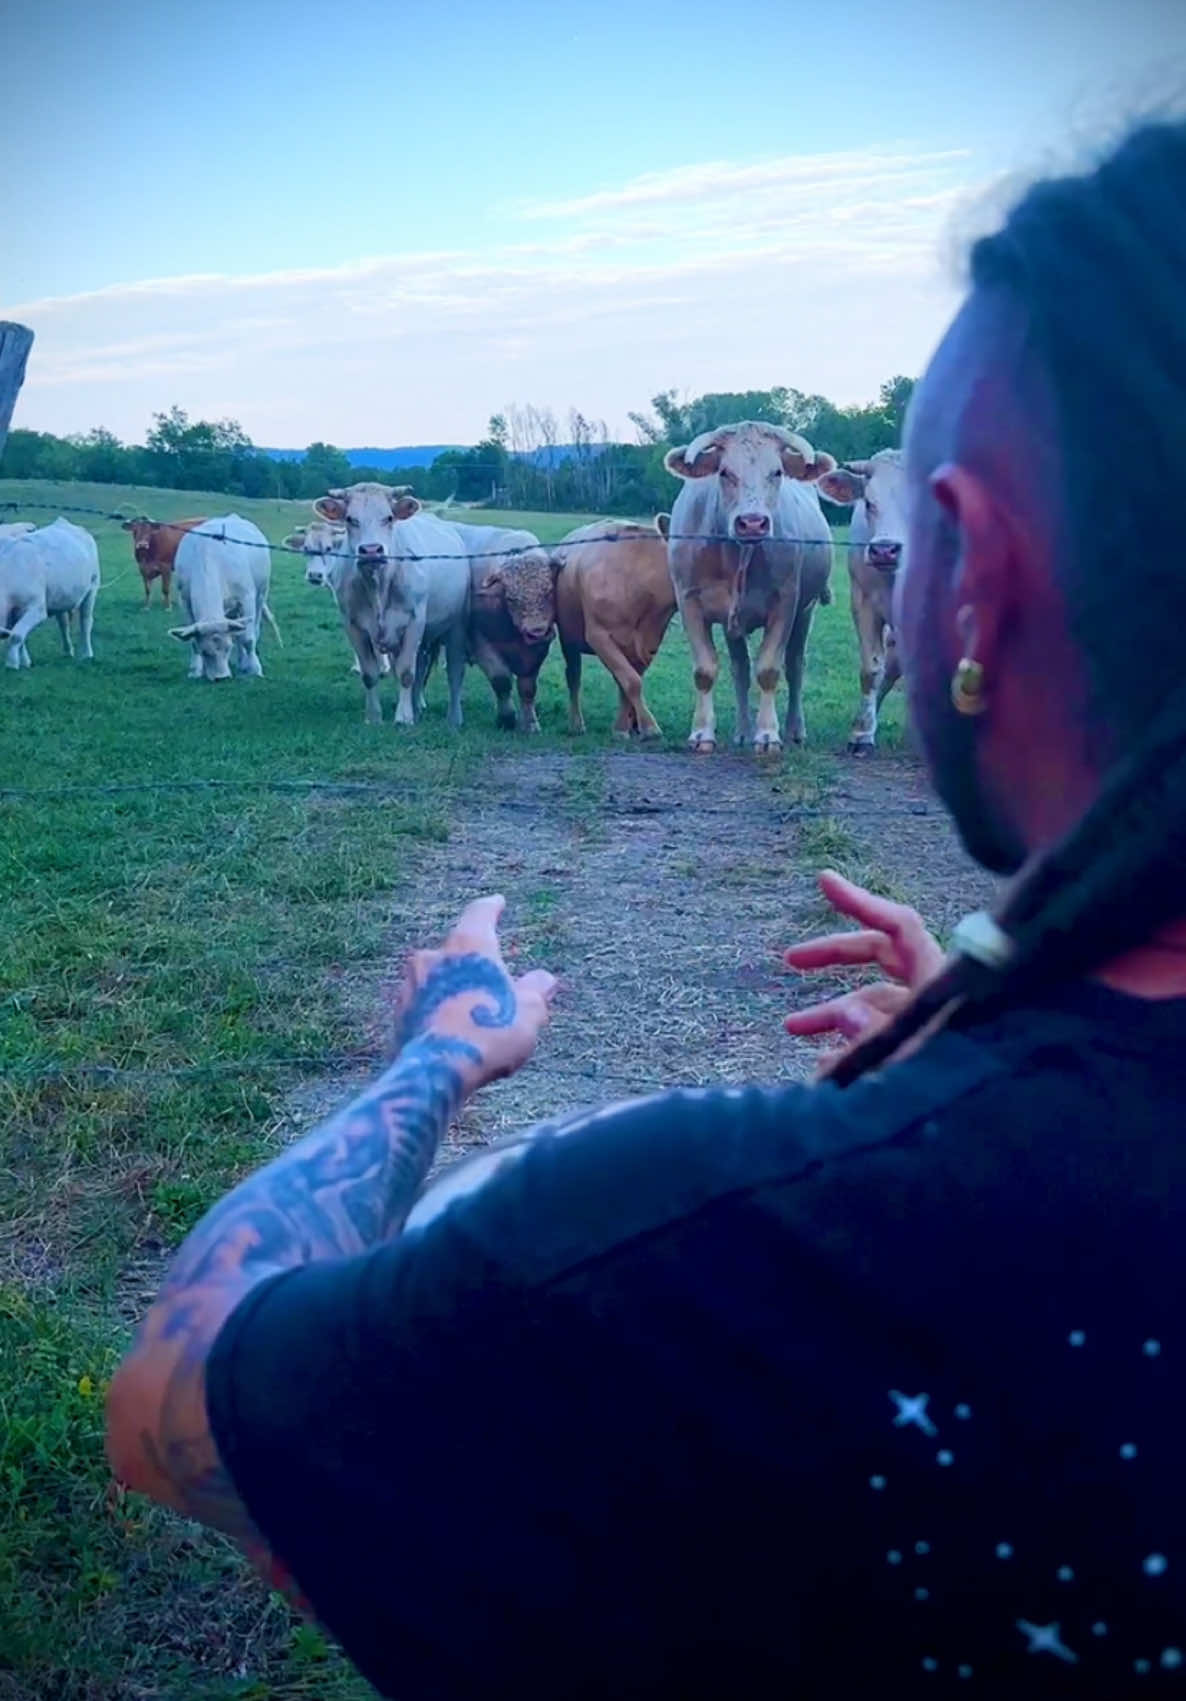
[664,422,836,754]
[0,522,36,540]
[817,449,907,752]
[168,514,280,681]
[312,483,470,726]
[0,518,101,670]
[285,521,391,677]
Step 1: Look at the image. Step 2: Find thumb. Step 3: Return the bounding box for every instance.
[517,969,558,1004]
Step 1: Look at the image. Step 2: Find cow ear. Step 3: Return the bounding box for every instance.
[816,466,866,504]
[797,450,838,484]
[664,442,722,480]
[282,531,306,550]
[480,567,503,591]
[391,494,421,520]
[120,519,133,532]
[225,618,248,635]
[314,496,347,523]
[168,624,197,642]
[654,512,671,539]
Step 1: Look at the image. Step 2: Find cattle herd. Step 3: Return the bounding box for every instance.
[0,421,909,753]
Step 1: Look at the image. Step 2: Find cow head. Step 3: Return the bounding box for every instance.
[664,422,837,540]
[285,520,348,587]
[481,548,558,645]
[121,516,157,564]
[817,449,906,572]
[168,617,247,680]
[313,483,418,570]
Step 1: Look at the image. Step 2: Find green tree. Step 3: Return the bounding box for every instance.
[301,441,353,492]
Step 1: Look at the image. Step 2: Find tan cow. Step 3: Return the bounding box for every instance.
[121,516,208,608]
[554,518,676,739]
[817,449,905,752]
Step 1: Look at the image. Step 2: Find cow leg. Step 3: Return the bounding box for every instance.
[847,586,886,754]
[588,619,664,741]
[613,688,633,737]
[393,619,426,726]
[4,604,44,670]
[55,611,75,658]
[160,567,172,610]
[141,572,152,609]
[877,637,902,708]
[413,638,438,719]
[348,625,385,723]
[516,667,542,735]
[444,623,467,730]
[76,587,97,661]
[725,631,753,746]
[751,601,796,756]
[563,644,586,735]
[678,597,718,753]
[782,595,818,748]
[472,633,517,730]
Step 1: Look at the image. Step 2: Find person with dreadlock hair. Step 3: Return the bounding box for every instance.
[109,122,1186,1700]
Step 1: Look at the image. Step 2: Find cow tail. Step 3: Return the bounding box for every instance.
[819,578,833,606]
[262,602,284,647]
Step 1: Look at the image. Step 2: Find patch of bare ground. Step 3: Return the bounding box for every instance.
[280,746,997,1178]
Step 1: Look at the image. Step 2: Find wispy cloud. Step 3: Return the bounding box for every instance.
[5,144,996,442]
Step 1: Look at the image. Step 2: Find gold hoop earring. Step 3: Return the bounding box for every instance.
[951,656,986,716]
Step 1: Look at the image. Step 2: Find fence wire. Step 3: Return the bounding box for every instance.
[0,498,852,562]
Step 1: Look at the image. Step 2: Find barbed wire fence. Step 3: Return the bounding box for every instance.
[0,497,855,561]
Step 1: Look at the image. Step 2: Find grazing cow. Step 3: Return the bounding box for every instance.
[450,523,555,732]
[0,518,101,669]
[311,482,469,726]
[664,421,835,754]
[285,521,391,677]
[168,514,279,681]
[0,519,100,668]
[121,516,208,608]
[817,449,906,753]
[554,518,676,739]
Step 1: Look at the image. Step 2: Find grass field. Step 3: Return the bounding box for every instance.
[0,475,909,1701]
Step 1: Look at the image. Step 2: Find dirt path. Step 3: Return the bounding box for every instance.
[289,746,997,1176]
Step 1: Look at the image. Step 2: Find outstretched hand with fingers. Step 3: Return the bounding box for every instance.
[783,871,945,1076]
[393,895,558,1091]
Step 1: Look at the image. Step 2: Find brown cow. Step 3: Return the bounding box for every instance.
[464,528,558,732]
[120,516,208,608]
[554,518,676,739]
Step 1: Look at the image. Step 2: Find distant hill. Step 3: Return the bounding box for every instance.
[262,445,465,468]
[261,444,608,469]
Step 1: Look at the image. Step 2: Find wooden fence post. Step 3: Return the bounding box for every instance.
[0,322,35,460]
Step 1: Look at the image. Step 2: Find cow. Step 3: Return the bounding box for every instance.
[168,514,280,681]
[664,421,836,755]
[285,521,391,677]
[554,517,676,739]
[817,449,906,753]
[0,518,101,669]
[0,522,35,540]
[449,523,555,732]
[311,482,470,726]
[120,516,208,608]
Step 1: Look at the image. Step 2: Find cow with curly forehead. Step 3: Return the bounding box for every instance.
[451,523,557,732]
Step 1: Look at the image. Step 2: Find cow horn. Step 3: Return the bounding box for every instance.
[683,427,727,466]
[767,425,818,463]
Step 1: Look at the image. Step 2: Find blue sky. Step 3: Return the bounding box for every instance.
[5,0,1182,445]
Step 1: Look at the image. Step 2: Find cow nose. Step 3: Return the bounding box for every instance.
[867,537,902,568]
[357,543,385,561]
[733,512,771,539]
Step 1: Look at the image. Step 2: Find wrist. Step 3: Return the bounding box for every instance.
[392,1027,487,1100]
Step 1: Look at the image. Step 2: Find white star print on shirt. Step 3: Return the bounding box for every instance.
[1017,1621,1079,1664]
[890,1391,938,1436]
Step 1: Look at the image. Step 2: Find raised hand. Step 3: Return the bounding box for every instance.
[783,871,945,1071]
[393,894,557,1090]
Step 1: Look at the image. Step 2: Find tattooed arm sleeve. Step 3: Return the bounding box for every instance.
[105,1026,483,1551]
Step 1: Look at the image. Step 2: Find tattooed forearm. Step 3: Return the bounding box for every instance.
[159,1031,481,1304]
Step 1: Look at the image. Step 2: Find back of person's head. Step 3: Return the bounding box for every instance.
[832,117,1186,1089]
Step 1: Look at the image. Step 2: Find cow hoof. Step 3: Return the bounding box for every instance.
[690,740,716,756]
[846,740,874,757]
[752,736,783,758]
[639,725,663,743]
[612,728,633,741]
[496,713,516,731]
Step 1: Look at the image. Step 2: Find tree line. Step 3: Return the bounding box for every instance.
[0,379,913,517]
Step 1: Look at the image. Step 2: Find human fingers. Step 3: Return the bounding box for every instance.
[784,929,897,973]
[815,871,944,983]
[784,982,908,1039]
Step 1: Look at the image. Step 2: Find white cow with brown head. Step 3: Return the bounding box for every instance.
[664,421,836,754]
[818,449,906,752]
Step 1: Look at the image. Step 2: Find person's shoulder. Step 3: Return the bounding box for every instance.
[403,1027,1009,1293]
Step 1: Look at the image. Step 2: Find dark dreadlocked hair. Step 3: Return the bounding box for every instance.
[831,117,1186,1090]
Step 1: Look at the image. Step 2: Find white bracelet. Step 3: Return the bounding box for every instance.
[951,910,1016,970]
